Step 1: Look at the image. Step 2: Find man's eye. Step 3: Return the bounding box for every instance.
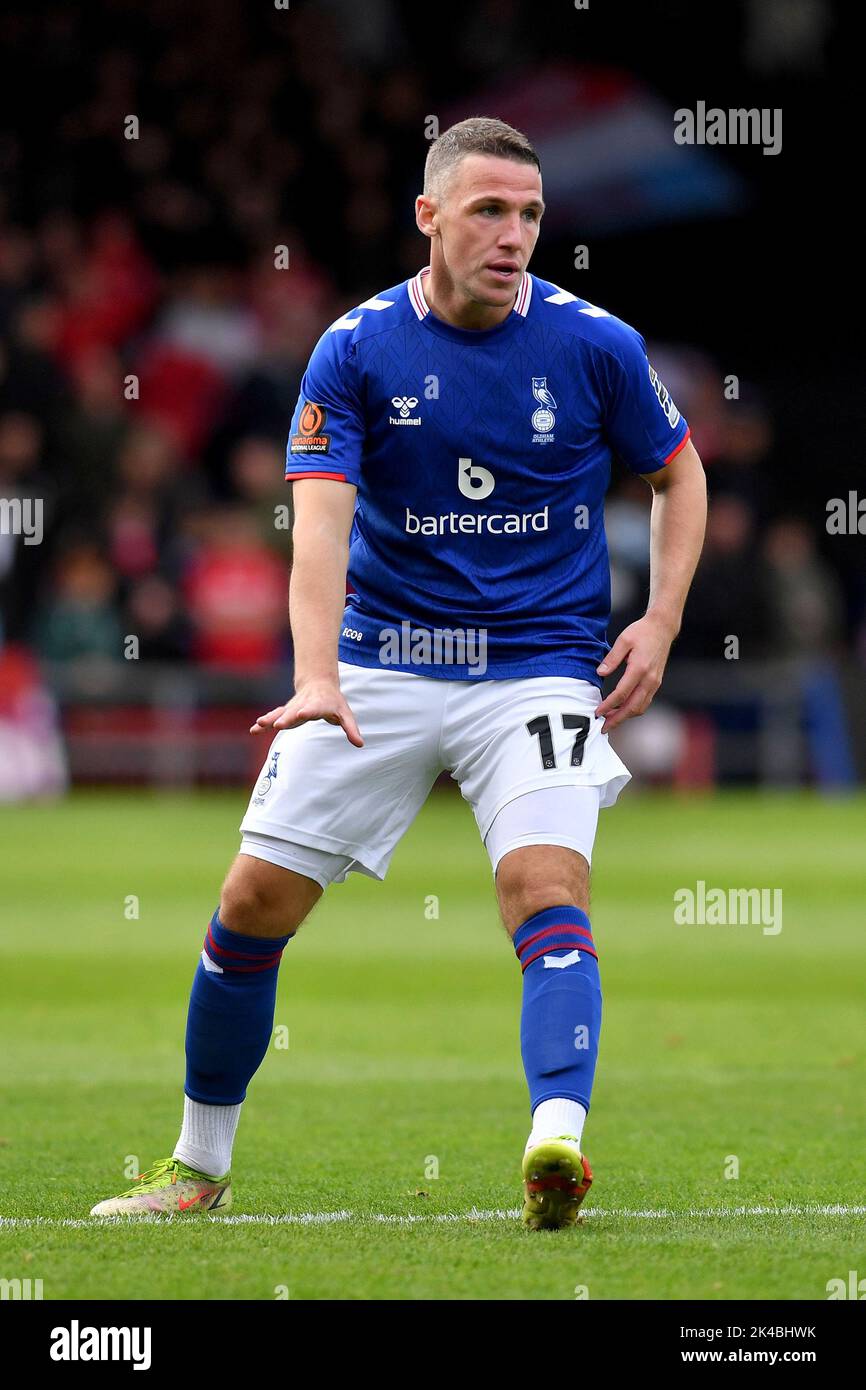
[479,206,498,215]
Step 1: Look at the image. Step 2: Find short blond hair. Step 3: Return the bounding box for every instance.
[424,116,540,200]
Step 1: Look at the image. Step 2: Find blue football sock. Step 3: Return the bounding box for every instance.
[513,906,601,1115]
[184,909,293,1105]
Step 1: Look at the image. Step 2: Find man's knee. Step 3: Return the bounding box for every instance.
[495,845,590,934]
[220,854,322,937]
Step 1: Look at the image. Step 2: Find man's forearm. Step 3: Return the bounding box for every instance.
[645,468,707,635]
[289,533,350,687]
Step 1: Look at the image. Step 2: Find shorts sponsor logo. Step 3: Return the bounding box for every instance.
[531,376,557,444]
[648,364,681,429]
[379,620,487,675]
[291,401,331,454]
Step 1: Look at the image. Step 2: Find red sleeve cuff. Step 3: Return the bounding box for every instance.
[662,425,691,465]
[285,470,349,482]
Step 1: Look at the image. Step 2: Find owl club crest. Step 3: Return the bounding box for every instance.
[252,750,282,804]
[531,377,557,443]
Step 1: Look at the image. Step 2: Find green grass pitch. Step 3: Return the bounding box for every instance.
[1,788,864,1300]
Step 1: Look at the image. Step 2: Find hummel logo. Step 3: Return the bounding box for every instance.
[389,396,421,426]
[543,950,582,969]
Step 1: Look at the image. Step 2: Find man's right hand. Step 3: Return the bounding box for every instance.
[249,678,364,747]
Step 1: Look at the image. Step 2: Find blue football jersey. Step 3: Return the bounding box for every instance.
[285,267,690,681]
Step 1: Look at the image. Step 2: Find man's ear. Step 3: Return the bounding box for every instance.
[415,194,438,240]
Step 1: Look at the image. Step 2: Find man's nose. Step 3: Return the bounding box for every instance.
[497,214,523,247]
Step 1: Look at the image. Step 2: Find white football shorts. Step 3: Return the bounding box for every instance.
[239,660,631,888]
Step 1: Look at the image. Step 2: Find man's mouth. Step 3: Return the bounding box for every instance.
[485,261,520,281]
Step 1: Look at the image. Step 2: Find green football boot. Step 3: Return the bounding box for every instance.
[90,1157,231,1217]
[521,1136,593,1230]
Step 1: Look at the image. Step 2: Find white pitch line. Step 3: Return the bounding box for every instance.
[0,1203,864,1230]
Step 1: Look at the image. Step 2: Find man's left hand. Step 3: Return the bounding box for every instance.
[594,612,679,734]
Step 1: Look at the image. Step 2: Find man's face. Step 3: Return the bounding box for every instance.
[419,153,544,307]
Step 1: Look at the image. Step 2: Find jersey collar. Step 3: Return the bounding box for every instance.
[408,265,533,321]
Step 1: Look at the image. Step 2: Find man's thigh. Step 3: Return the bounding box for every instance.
[239,661,445,885]
[488,786,597,933]
[444,674,631,852]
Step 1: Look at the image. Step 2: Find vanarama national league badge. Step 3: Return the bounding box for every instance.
[291,401,331,454]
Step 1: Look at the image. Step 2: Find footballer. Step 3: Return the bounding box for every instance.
[92,117,707,1229]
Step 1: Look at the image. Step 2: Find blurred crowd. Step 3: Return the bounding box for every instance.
[0,1,857,688]
[606,358,848,663]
